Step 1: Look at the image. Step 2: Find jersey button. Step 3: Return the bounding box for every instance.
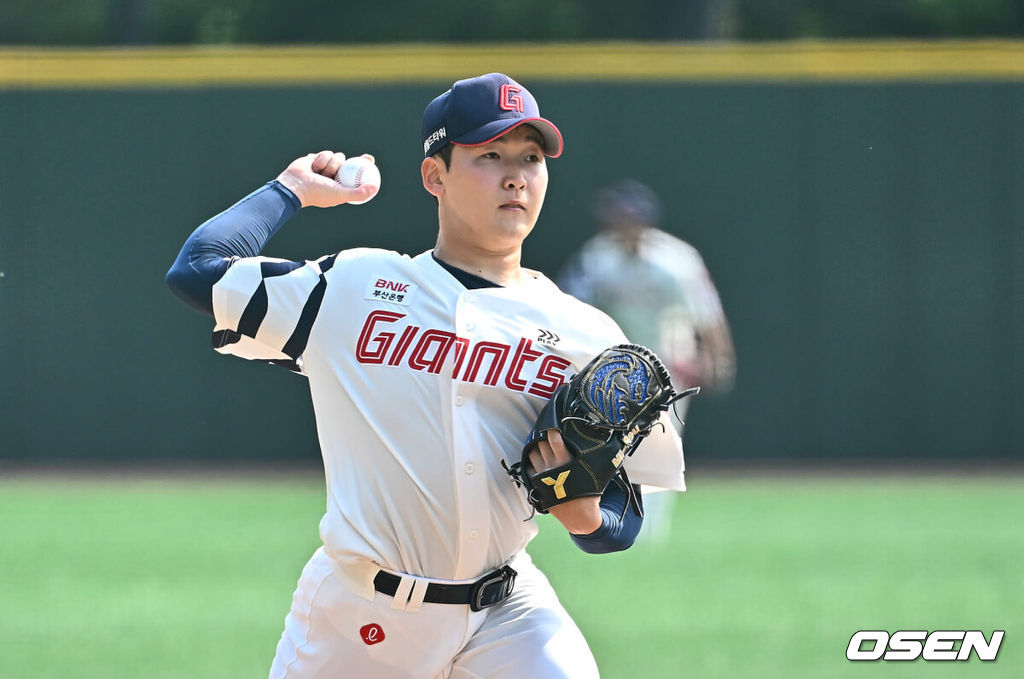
[469,530,479,539]
[455,396,464,407]
[464,321,476,331]
[464,463,474,475]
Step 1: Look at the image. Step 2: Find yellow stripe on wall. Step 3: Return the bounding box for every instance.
[3,41,1024,89]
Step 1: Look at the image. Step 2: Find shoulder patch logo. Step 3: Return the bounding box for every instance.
[536,329,560,347]
[365,276,417,306]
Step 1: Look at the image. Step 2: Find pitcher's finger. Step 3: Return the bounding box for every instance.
[311,150,335,174]
[324,152,347,180]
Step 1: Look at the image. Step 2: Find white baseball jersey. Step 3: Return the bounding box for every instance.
[210,247,685,593]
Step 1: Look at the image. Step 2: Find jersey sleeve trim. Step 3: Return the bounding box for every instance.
[281,276,327,359]
[211,254,337,366]
[236,281,269,338]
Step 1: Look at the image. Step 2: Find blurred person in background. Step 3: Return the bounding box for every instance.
[559,179,736,543]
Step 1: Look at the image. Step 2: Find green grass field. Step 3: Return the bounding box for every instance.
[1,472,1020,678]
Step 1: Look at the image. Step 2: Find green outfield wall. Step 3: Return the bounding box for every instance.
[1,44,1021,464]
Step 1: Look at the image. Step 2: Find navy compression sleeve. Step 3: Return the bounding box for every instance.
[165,181,301,316]
[569,482,644,554]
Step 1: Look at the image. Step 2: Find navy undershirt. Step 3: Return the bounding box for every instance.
[166,180,643,553]
[431,253,499,290]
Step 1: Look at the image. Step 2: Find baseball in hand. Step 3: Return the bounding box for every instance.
[334,156,381,205]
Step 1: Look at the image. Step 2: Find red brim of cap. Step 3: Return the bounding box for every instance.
[452,117,564,158]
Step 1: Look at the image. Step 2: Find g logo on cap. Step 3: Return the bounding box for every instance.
[499,84,524,113]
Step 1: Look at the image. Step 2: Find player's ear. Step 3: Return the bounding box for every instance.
[421,156,445,199]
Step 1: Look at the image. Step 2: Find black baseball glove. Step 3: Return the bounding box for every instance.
[505,344,699,516]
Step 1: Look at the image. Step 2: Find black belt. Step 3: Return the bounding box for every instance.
[373,565,517,612]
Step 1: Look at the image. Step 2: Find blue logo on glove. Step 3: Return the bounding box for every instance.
[587,353,652,425]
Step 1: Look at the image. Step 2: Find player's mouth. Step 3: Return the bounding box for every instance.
[500,201,527,211]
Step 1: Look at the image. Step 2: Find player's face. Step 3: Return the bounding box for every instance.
[437,125,549,254]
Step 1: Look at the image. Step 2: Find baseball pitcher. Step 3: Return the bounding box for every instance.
[166,73,692,679]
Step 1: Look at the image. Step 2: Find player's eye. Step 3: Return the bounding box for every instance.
[481,151,500,159]
[525,153,542,163]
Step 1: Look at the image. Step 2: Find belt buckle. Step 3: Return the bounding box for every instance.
[470,565,517,612]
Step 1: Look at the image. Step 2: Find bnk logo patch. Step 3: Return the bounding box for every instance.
[365,276,417,305]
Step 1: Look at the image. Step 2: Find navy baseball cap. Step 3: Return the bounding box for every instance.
[596,179,662,226]
[422,73,563,159]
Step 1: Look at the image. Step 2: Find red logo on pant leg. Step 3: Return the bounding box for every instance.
[360,623,385,645]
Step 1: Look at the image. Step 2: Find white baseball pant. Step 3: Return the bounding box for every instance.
[269,548,599,679]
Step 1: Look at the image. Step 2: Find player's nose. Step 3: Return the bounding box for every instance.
[503,170,527,191]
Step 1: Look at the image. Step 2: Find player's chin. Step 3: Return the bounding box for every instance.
[492,216,537,244]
